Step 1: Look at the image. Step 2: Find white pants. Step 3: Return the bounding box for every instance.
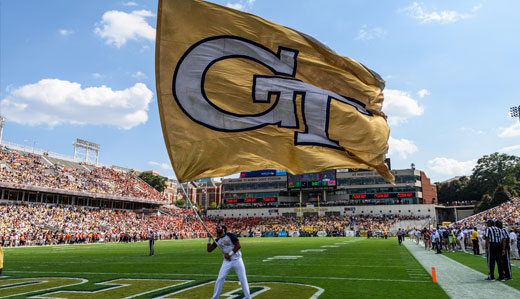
[212,257,250,299]
[512,241,520,259]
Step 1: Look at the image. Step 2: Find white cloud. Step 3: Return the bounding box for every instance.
[388,137,418,159]
[148,161,173,170]
[500,145,520,153]
[402,2,481,24]
[383,89,424,126]
[123,1,137,6]
[94,10,155,48]
[59,29,73,36]
[131,71,147,79]
[355,26,387,41]
[226,0,255,11]
[498,122,520,137]
[417,89,430,98]
[427,157,476,177]
[1,79,153,130]
[226,3,245,10]
[460,127,484,135]
[92,73,105,79]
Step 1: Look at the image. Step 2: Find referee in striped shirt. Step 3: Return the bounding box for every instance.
[485,220,506,281]
[496,221,512,280]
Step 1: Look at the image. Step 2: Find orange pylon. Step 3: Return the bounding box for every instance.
[431,266,437,283]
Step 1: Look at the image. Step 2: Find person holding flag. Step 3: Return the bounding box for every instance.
[207,224,251,299]
[155,0,394,185]
[156,0,393,294]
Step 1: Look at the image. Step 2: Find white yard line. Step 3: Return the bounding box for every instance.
[262,256,303,262]
[6,271,430,283]
[404,240,520,299]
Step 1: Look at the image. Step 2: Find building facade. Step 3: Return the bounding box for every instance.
[185,179,222,210]
[220,167,437,209]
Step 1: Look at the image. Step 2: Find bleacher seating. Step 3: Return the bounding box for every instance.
[0,146,165,202]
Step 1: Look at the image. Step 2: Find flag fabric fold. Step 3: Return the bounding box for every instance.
[156,0,394,183]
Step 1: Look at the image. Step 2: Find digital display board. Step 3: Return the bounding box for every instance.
[240,170,287,178]
[287,170,337,189]
[351,192,415,200]
[225,197,278,204]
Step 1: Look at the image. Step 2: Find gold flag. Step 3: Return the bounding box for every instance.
[156,0,393,183]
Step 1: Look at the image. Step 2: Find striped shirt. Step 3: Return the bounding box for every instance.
[500,228,509,240]
[485,226,503,243]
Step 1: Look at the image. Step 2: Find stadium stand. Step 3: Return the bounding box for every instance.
[0,146,165,202]
[0,204,221,247]
[1,202,430,247]
[0,145,451,247]
[454,197,520,227]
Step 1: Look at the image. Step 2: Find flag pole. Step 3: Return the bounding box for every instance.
[299,190,302,224]
[179,182,221,249]
[317,194,320,221]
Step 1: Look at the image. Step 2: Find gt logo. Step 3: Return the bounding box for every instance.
[173,36,372,149]
[157,280,324,299]
[0,277,323,298]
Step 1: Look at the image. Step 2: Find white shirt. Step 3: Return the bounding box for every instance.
[432,231,440,242]
[215,232,242,261]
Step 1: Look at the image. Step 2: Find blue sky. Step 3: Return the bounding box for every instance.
[1,0,520,183]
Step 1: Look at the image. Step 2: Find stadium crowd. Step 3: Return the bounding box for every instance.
[0,204,218,247]
[0,146,164,201]
[404,197,520,260]
[1,203,428,247]
[454,197,520,228]
[221,214,426,237]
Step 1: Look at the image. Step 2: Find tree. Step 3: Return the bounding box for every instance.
[436,176,471,204]
[474,193,492,213]
[138,172,168,193]
[174,199,185,208]
[437,152,520,212]
[471,152,520,196]
[474,184,517,213]
[491,184,515,207]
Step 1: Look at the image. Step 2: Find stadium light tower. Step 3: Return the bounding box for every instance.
[510,106,520,121]
[73,138,100,165]
[0,116,5,144]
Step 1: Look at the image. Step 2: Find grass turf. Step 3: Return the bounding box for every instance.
[1,237,448,298]
[442,250,520,290]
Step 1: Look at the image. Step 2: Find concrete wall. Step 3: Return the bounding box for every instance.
[207,204,436,218]
[434,205,475,223]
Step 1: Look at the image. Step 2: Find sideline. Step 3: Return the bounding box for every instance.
[404,240,520,299]
[459,249,520,269]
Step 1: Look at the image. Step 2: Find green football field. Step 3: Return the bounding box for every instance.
[1,238,448,298]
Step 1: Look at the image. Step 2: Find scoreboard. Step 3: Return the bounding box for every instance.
[287,170,337,189]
